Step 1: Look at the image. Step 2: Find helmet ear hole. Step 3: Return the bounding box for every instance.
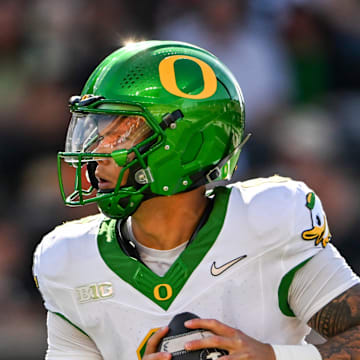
[181,132,204,164]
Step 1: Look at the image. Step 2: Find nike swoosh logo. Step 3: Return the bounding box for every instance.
[210,255,247,276]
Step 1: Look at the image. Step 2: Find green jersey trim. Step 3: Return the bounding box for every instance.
[53,312,89,337]
[278,257,313,317]
[97,186,231,310]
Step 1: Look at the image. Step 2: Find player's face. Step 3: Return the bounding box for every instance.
[94,143,131,190]
[91,116,149,190]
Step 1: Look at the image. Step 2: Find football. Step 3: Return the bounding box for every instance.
[157,312,228,360]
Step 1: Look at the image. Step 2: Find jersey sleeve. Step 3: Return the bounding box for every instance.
[32,215,104,323]
[293,183,331,250]
[281,181,359,321]
[261,179,338,318]
[33,231,64,314]
[281,181,332,272]
[46,312,103,360]
[289,244,360,323]
[33,215,107,358]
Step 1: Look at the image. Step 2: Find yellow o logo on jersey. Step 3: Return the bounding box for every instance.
[159,55,217,99]
[153,284,173,301]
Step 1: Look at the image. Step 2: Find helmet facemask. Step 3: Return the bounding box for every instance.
[58,111,160,218]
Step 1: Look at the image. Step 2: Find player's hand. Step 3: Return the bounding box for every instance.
[143,326,172,360]
[184,318,275,360]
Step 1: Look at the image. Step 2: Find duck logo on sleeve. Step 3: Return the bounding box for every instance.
[301,192,331,248]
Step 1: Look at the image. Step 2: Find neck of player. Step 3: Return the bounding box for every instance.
[131,186,209,250]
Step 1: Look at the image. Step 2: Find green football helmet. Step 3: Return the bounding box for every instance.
[58,40,246,218]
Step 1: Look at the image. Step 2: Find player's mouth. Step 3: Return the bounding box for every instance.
[97,177,115,190]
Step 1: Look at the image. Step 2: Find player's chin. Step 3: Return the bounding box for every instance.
[97,181,114,190]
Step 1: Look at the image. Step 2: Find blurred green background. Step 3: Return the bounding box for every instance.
[1,0,360,358]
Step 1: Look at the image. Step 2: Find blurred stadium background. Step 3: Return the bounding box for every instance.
[1,0,360,358]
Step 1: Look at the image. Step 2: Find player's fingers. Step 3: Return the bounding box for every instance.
[142,353,172,360]
[185,334,238,352]
[144,327,170,355]
[185,318,240,338]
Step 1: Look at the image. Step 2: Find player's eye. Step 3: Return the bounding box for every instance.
[84,135,104,152]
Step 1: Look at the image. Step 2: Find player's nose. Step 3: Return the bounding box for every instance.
[95,157,112,167]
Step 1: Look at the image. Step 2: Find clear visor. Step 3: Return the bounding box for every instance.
[65,113,152,156]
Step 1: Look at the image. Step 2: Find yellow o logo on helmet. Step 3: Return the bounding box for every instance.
[159,55,217,99]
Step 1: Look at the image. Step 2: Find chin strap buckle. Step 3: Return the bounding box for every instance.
[206,167,221,183]
[134,167,154,185]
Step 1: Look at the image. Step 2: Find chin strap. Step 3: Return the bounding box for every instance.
[115,218,145,262]
[190,133,251,188]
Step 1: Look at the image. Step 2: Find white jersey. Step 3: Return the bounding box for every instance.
[33,176,358,359]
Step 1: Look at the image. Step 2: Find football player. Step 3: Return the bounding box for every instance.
[33,41,360,360]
